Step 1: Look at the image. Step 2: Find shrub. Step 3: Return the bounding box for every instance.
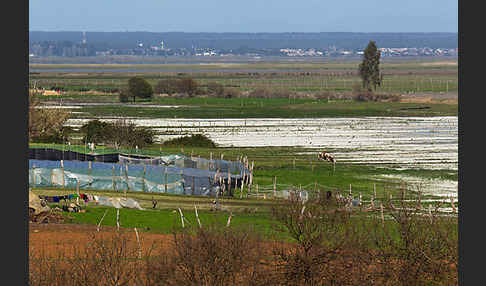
[155,77,201,96]
[370,191,459,285]
[165,226,268,286]
[118,87,131,102]
[248,87,272,98]
[80,119,155,148]
[206,82,225,96]
[128,76,153,102]
[314,91,353,101]
[271,193,356,285]
[222,87,241,98]
[353,92,401,102]
[354,90,376,102]
[177,78,200,96]
[248,87,294,99]
[154,78,180,95]
[30,231,144,286]
[80,120,110,144]
[162,134,216,148]
[105,119,155,148]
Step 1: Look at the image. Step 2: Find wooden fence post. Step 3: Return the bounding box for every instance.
[273,176,277,197]
[97,209,108,232]
[32,165,36,185]
[61,160,65,189]
[116,208,120,231]
[226,212,233,227]
[180,169,184,194]
[142,165,146,192]
[380,204,384,226]
[164,168,168,193]
[178,208,185,228]
[192,176,195,195]
[88,161,92,187]
[195,205,202,228]
[125,164,129,193]
[240,171,244,199]
[112,166,116,191]
[228,169,231,196]
[134,227,142,259]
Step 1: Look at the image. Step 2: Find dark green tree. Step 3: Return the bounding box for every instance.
[359,41,382,92]
[80,120,110,144]
[127,76,153,102]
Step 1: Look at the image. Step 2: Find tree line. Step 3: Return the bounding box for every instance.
[123,40,383,102]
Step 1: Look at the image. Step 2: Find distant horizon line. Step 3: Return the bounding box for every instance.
[29,30,458,34]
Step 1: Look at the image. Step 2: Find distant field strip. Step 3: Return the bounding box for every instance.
[29,60,458,94]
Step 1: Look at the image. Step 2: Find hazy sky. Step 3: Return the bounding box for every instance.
[29,0,458,33]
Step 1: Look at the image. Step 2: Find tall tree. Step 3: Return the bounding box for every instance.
[359,41,382,92]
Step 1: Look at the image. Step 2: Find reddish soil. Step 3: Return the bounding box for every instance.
[29,222,174,258]
[28,222,457,285]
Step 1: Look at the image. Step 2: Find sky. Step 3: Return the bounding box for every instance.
[29,0,458,33]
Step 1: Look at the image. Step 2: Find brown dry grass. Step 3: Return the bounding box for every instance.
[400,95,458,104]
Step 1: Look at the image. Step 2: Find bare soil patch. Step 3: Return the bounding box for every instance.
[29,223,174,258]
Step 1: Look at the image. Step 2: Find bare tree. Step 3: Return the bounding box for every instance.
[28,90,71,142]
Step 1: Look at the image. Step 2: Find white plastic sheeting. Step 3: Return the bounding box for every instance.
[96,196,144,210]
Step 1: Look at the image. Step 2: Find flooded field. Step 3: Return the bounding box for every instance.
[66,116,457,197]
[67,116,457,170]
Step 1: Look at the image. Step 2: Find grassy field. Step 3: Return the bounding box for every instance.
[31,185,456,244]
[69,97,456,118]
[29,59,458,95]
[29,59,457,118]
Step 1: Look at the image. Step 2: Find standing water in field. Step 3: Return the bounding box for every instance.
[67,116,457,170]
[67,116,458,196]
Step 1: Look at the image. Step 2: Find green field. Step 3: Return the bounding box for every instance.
[29,59,457,119]
[73,97,457,118]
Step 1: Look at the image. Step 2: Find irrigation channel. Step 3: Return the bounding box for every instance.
[66,116,458,198]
